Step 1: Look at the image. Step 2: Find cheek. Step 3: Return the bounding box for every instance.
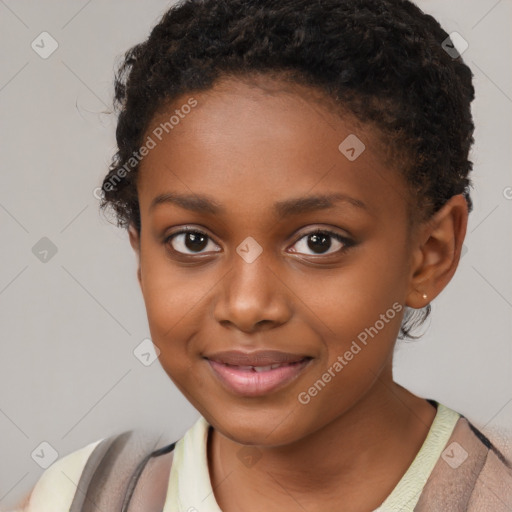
[295,252,406,343]
[295,243,407,391]
[140,260,208,370]
[292,303,403,437]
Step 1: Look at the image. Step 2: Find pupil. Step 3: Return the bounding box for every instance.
[308,233,331,254]
[186,232,207,252]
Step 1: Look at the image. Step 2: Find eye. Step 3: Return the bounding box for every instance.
[165,228,220,255]
[289,229,353,256]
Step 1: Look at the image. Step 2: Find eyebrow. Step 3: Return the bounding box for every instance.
[149,192,369,217]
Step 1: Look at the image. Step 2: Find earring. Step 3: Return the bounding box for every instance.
[422,293,428,299]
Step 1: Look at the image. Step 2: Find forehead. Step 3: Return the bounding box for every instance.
[137,76,408,223]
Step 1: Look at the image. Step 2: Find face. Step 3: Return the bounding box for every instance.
[131,75,419,446]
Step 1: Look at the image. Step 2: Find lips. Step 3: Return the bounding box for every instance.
[221,361,300,372]
[204,350,313,396]
[204,349,309,367]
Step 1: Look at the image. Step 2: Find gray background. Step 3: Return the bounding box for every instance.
[0,0,511,509]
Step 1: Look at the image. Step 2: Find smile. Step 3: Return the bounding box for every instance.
[205,357,312,397]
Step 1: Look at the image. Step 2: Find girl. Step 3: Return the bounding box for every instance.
[17,0,512,510]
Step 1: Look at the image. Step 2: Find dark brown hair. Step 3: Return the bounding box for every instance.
[99,0,475,339]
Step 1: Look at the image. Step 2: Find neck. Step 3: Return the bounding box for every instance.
[207,378,437,512]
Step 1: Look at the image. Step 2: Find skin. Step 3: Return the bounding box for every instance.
[127,75,468,512]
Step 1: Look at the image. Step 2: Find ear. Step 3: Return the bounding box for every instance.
[406,194,468,309]
[128,223,143,292]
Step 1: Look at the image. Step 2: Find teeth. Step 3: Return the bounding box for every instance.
[253,365,273,372]
[221,360,305,370]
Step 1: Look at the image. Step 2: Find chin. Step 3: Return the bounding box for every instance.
[204,405,312,447]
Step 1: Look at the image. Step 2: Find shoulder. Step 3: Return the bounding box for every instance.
[467,420,512,509]
[22,437,104,511]
[21,428,178,512]
[416,413,512,511]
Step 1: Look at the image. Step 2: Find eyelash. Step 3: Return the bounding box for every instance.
[164,227,355,258]
[292,228,355,255]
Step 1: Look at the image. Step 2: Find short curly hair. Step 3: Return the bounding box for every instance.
[99,0,475,339]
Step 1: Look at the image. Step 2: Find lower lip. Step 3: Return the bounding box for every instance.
[206,358,312,397]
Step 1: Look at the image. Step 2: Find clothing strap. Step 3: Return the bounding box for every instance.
[69,429,177,512]
[122,440,176,512]
[414,415,512,511]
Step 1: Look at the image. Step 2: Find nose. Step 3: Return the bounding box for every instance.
[212,247,292,333]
